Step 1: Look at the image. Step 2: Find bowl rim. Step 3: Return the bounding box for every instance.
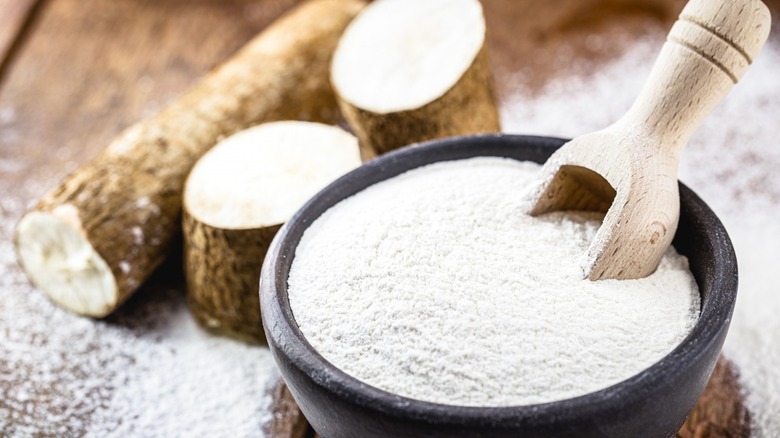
[261,133,738,426]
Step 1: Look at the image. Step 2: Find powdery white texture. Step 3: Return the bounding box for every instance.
[288,157,699,407]
[500,36,659,139]
[723,220,780,438]
[0,195,278,437]
[501,37,780,436]
[84,310,279,437]
[687,47,780,437]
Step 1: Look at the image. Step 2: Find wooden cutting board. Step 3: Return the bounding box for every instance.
[0,0,767,436]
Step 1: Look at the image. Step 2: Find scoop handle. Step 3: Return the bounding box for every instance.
[618,0,770,158]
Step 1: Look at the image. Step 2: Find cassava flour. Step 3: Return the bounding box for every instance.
[288,157,700,407]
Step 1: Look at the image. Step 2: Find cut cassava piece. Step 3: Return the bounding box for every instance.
[183,121,361,343]
[330,0,500,156]
[13,0,367,318]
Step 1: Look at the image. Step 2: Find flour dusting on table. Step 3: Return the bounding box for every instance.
[1,6,779,436]
[0,195,278,437]
[502,35,780,436]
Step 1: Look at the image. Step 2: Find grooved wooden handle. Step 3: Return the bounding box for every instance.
[669,18,750,83]
[679,0,770,65]
[617,0,770,157]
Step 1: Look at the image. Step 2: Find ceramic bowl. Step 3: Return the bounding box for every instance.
[260,134,737,438]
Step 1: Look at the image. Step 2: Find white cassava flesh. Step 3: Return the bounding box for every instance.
[185,122,361,229]
[331,0,499,156]
[16,207,116,317]
[183,121,361,342]
[332,0,485,114]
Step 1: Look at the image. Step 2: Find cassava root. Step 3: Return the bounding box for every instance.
[331,0,500,156]
[14,0,367,317]
[183,122,360,343]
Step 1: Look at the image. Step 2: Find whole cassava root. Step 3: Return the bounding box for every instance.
[14,0,367,317]
[183,122,360,343]
[331,0,500,156]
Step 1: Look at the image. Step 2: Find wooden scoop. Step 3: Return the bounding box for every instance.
[526,0,771,280]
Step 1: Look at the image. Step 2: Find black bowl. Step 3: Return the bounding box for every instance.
[260,134,737,438]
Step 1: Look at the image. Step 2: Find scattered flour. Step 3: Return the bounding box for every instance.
[500,36,780,436]
[1,8,778,436]
[84,309,279,437]
[288,157,700,407]
[0,194,279,437]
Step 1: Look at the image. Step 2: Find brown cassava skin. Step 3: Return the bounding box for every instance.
[14,0,367,317]
[337,45,501,156]
[182,210,281,344]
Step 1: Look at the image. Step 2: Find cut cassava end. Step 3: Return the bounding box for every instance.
[13,0,367,317]
[183,121,361,343]
[331,0,500,155]
[16,209,117,317]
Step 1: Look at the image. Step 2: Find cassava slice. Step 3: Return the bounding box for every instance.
[183,121,361,343]
[331,0,500,156]
[13,0,367,318]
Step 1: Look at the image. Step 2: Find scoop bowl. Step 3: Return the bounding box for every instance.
[260,134,737,438]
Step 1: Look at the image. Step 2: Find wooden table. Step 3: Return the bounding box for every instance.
[1,0,771,436]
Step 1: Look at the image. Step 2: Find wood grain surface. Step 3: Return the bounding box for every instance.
[0,0,300,203]
[0,0,39,75]
[677,359,751,438]
[263,378,312,438]
[0,0,770,436]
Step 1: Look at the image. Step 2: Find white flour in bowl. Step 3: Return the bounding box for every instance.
[288,157,700,407]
